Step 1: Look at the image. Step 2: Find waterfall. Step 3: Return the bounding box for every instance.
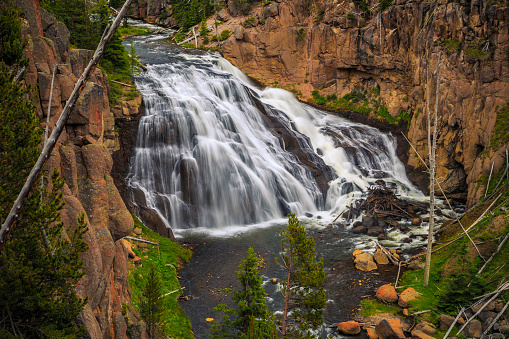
[127,47,423,231]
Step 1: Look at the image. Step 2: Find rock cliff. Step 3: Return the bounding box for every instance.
[130,0,177,26]
[14,1,146,337]
[205,0,508,206]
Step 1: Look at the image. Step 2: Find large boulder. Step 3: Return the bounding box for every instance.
[463,319,482,338]
[234,25,244,40]
[354,252,377,272]
[374,250,389,265]
[375,319,405,339]
[337,321,361,335]
[439,314,455,330]
[353,225,368,234]
[367,226,384,237]
[376,284,398,303]
[414,322,436,336]
[398,287,419,307]
[411,330,435,339]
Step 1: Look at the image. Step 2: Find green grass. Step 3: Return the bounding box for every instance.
[117,26,151,38]
[359,299,400,317]
[128,216,193,338]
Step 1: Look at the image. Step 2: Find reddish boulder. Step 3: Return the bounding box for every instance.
[376,284,398,303]
[337,321,361,335]
[375,319,405,339]
[367,327,378,339]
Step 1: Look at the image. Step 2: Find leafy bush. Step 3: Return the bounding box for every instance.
[220,29,230,41]
[298,28,307,40]
[379,0,393,11]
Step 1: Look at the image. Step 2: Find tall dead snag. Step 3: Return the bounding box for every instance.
[423,51,440,287]
[0,0,134,250]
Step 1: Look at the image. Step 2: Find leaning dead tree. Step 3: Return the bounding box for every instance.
[424,50,440,287]
[0,0,135,250]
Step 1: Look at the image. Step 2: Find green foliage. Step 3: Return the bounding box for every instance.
[0,170,89,338]
[277,214,326,338]
[159,11,169,20]
[40,0,99,49]
[141,265,166,339]
[263,1,272,6]
[346,13,356,20]
[232,0,257,15]
[311,90,326,105]
[434,39,462,51]
[174,32,186,43]
[211,247,277,338]
[0,66,41,217]
[376,107,410,126]
[129,40,142,77]
[109,0,125,8]
[117,25,152,38]
[359,299,400,317]
[437,260,487,314]
[129,218,193,338]
[354,0,371,17]
[0,2,28,68]
[482,102,509,154]
[379,0,393,11]
[298,28,307,40]
[167,0,216,31]
[200,20,210,44]
[220,29,230,41]
[243,16,256,28]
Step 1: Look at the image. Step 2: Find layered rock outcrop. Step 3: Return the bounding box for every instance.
[208,0,508,205]
[130,0,176,26]
[14,1,146,337]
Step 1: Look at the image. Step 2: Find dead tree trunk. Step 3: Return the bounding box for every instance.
[424,51,440,287]
[0,0,134,250]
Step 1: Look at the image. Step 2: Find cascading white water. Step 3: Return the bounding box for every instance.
[127,48,424,231]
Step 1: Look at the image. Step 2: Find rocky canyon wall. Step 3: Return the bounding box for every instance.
[206,0,508,206]
[14,1,146,337]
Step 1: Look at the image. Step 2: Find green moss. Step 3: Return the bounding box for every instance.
[434,39,462,51]
[346,13,356,20]
[129,216,193,338]
[359,299,400,317]
[487,102,509,152]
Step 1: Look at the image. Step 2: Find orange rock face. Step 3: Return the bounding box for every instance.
[337,321,361,335]
[376,284,398,303]
[218,0,509,206]
[367,327,379,339]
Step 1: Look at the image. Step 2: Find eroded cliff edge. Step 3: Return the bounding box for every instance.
[197,0,508,206]
[14,1,146,337]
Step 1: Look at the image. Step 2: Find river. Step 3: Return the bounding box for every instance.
[124,31,434,338]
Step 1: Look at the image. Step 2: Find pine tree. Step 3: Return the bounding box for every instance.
[0,170,89,338]
[211,247,277,339]
[140,265,166,339]
[0,5,89,336]
[0,2,28,69]
[277,214,326,338]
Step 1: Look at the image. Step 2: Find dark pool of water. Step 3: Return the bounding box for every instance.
[177,221,409,338]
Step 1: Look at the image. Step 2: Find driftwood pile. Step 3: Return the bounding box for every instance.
[342,183,427,223]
